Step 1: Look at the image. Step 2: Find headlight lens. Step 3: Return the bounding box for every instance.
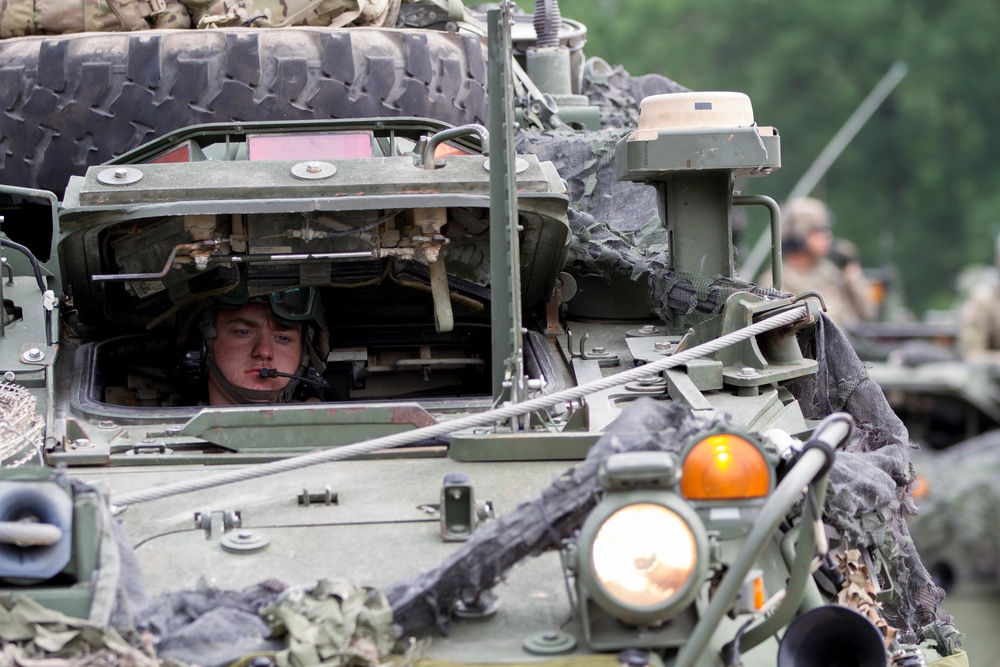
[592,502,697,608]
[681,434,771,500]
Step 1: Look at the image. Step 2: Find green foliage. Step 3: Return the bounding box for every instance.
[551,0,1000,316]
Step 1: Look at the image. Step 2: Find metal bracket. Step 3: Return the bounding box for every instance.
[194,509,241,540]
[298,485,339,506]
[567,331,620,367]
[440,473,494,541]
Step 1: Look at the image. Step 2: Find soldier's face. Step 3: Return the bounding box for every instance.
[209,303,303,403]
[805,228,832,258]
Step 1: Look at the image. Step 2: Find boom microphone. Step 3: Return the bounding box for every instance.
[258,368,329,391]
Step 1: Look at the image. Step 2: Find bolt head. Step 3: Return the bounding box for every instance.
[113,168,129,179]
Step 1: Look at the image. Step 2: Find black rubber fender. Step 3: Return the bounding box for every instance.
[0,27,489,196]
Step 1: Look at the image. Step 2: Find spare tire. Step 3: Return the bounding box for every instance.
[0,27,488,197]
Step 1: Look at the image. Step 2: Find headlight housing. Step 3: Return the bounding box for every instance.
[577,453,709,627]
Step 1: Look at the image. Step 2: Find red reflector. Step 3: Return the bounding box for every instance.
[248,132,373,160]
[150,142,194,164]
[435,143,473,157]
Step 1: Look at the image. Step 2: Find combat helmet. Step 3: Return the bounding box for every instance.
[781,196,832,249]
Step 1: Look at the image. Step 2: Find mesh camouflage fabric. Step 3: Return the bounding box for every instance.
[325,59,953,651]
[516,66,686,288]
[517,128,663,285]
[787,316,957,648]
[5,50,954,662]
[518,64,786,332]
[384,326,960,650]
[385,399,728,634]
[649,270,788,330]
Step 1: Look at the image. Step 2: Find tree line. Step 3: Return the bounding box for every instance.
[555,0,1000,318]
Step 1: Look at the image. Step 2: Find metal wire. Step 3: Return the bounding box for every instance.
[112,306,809,507]
[0,382,44,468]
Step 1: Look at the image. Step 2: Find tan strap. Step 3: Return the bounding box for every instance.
[254,0,360,28]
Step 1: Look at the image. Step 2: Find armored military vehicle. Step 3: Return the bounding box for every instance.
[0,3,967,666]
[852,327,1000,594]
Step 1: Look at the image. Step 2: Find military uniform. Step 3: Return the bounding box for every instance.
[774,257,876,327]
[958,280,1000,359]
[760,197,876,327]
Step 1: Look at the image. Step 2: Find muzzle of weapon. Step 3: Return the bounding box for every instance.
[777,604,887,667]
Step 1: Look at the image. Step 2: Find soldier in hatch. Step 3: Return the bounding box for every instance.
[760,197,877,327]
[199,287,330,405]
[958,236,1000,362]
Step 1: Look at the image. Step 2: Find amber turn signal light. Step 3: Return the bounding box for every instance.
[681,434,771,500]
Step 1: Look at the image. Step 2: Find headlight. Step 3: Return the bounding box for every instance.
[578,493,708,627]
[592,503,697,608]
[681,433,771,501]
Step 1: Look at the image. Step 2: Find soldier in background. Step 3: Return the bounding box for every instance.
[761,197,877,327]
[958,237,1000,361]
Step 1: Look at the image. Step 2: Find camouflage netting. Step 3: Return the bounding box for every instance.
[382,322,960,651]
[384,399,729,634]
[789,317,958,650]
[387,66,959,650]
[519,67,787,331]
[1,47,959,665]
[516,65,685,286]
